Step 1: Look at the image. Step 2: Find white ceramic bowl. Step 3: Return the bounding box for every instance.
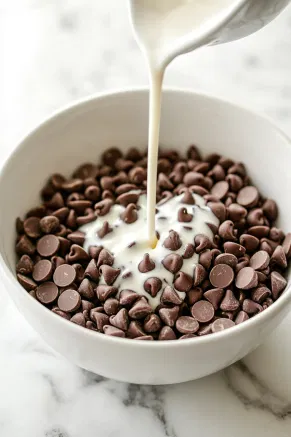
[1,89,291,385]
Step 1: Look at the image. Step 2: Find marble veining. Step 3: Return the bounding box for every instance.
[2,1,291,436]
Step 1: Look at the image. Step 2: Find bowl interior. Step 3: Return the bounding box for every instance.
[1,89,291,291]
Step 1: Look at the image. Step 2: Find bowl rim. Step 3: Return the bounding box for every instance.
[1,86,291,349]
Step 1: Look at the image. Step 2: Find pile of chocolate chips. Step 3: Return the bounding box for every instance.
[15,145,291,340]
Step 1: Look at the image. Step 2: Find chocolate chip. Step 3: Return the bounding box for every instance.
[162,253,183,273]
[88,245,103,260]
[37,234,60,257]
[102,147,122,166]
[242,299,262,314]
[163,230,182,251]
[209,264,234,288]
[62,179,83,193]
[116,192,139,207]
[248,226,270,238]
[269,227,284,243]
[235,267,258,290]
[178,207,193,222]
[191,300,215,323]
[176,316,199,335]
[194,234,212,253]
[174,271,192,292]
[82,300,95,312]
[228,162,246,177]
[96,285,117,301]
[235,311,249,324]
[66,231,85,245]
[270,271,287,299]
[23,217,41,239]
[110,308,129,331]
[52,207,70,223]
[119,289,139,306]
[191,185,209,196]
[78,278,95,300]
[71,313,86,327]
[32,259,53,282]
[159,286,182,305]
[99,265,120,285]
[84,185,100,202]
[127,321,146,338]
[90,311,109,332]
[138,253,155,273]
[211,318,235,332]
[247,208,264,227]
[97,248,114,267]
[16,217,24,234]
[17,274,37,291]
[159,306,179,327]
[84,259,99,282]
[158,173,174,190]
[103,298,120,316]
[144,314,162,333]
[120,203,138,224]
[53,264,76,287]
[97,221,113,239]
[211,181,229,200]
[262,199,278,221]
[16,235,36,256]
[57,237,71,257]
[218,220,237,241]
[57,288,81,312]
[183,243,195,259]
[48,192,64,209]
[50,173,65,190]
[36,282,58,304]
[187,288,202,305]
[207,202,226,222]
[51,256,65,270]
[128,298,152,319]
[251,286,271,303]
[239,234,259,252]
[204,288,224,310]
[249,250,270,270]
[103,325,125,337]
[158,326,176,340]
[16,255,34,275]
[100,176,115,191]
[184,171,204,186]
[214,253,237,269]
[181,189,195,205]
[67,244,89,263]
[52,307,70,320]
[227,203,247,222]
[198,250,212,270]
[95,199,113,216]
[237,186,259,207]
[220,289,239,311]
[270,245,287,269]
[224,242,246,257]
[39,216,60,234]
[144,277,162,297]
[125,148,142,162]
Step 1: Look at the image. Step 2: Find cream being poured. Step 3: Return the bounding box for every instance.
[129,0,238,246]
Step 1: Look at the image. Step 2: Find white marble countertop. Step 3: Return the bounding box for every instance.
[2,1,291,436]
